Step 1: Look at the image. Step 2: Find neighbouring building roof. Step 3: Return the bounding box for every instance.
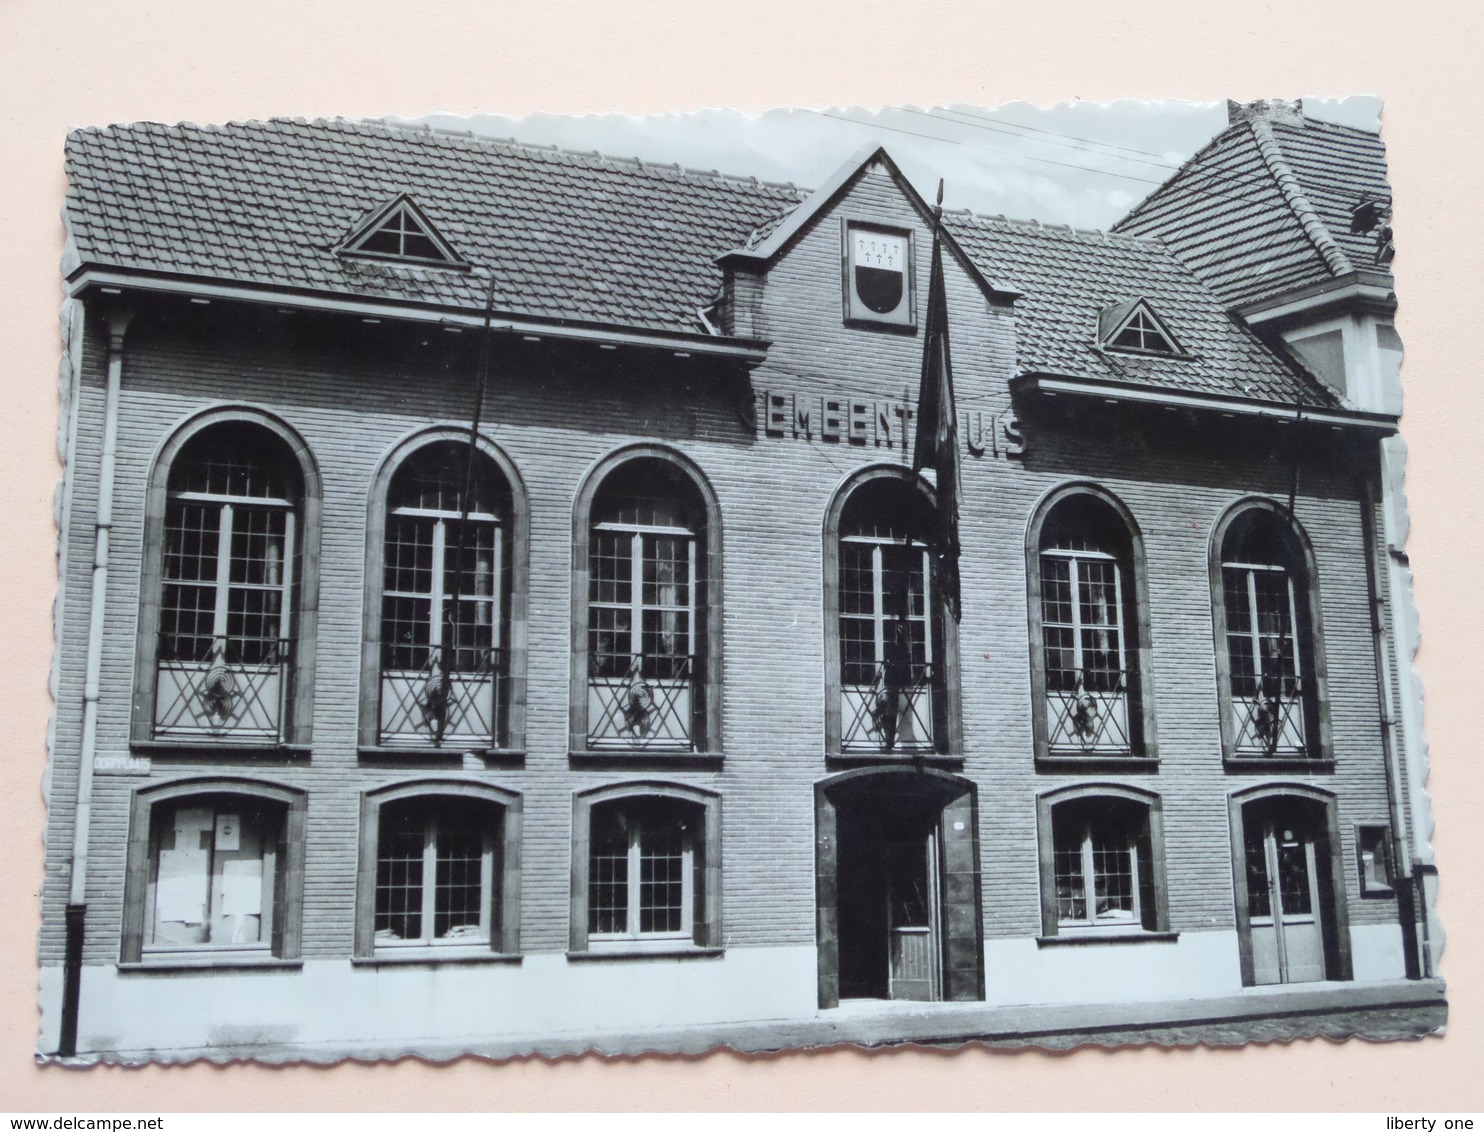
[63,115,1331,407]
[1113,103,1393,309]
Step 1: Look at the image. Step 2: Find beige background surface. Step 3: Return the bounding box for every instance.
[2,0,1480,1111]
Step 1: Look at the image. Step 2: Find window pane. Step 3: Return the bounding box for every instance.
[384,515,435,595]
[839,542,874,617]
[389,442,503,516]
[374,825,425,941]
[590,530,632,607]
[588,808,629,935]
[174,438,293,499]
[642,534,691,609]
[401,232,441,260]
[840,615,876,686]
[589,606,633,676]
[1253,571,1300,695]
[1078,559,1123,692]
[433,829,487,940]
[637,819,686,934]
[1053,825,1086,923]
[164,502,221,583]
[381,594,432,670]
[160,582,216,662]
[359,227,403,255]
[1245,822,1272,917]
[1276,832,1313,915]
[1090,826,1136,921]
[226,587,283,663]
[229,508,286,587]
[1223,567,1259,697]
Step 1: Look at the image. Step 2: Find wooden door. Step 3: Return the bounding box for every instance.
[1245,812,1327,985]
[887,827,942,1001]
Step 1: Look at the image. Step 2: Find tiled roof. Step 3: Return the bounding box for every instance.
[1113,113,1392,308]
[64,117,808,335]
[944,213,1334,405]
[64,116,1329,407]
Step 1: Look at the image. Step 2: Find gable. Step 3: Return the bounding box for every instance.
[719,146,1019,306]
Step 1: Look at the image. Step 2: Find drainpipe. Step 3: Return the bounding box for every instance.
[58,306,132,1057]
[1360,475,1422,980]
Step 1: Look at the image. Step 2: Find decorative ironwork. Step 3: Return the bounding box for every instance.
[1233,678,1309,756]
[154,636,291,741]
[587,653,695,751]
[842,661,937,754]
[380,645,502,748]
[1046,674,1132,755]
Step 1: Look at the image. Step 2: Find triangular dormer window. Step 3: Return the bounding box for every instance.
[1099,299,1181,356]
[339,195,465,267]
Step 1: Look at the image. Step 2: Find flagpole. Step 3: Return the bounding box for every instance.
[434,272,500,745]
[912,178,962,625]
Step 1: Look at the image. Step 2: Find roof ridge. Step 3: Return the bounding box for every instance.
[949,208,1166,247]
[347,116,806,194]
[1245,115,1354,277]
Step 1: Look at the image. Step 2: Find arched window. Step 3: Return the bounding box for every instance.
[1027,487,1153,761]
[142,418,313,746]
[570,783,721,954]
[827,470,955,757]
[1035,785,1169,939]
[573,450,720,755]
[1212,503,1327,762]
[377,441,513,749]
[121,780,307,964]
[355,783,521,957]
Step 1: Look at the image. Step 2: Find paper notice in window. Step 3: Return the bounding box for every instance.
[219,857,263,916]
[155,849,210,923]
[214,813,241,852]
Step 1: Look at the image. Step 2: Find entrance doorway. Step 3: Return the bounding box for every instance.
[1232,791,1350,985]
[816,768,982,1007]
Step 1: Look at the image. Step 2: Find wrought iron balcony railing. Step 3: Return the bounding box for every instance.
[380,645,503,748]
[154,636,291,742]
[841,662,937,755]
[1045,673,1132,755]
[1231,678,1310,756]
[587,652,696,751]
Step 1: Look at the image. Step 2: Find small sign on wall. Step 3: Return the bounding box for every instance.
[214,813,241,852]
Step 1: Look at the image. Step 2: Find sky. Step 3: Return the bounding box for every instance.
[407,98,1383,231]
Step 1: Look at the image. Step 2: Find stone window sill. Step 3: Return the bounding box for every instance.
[1036,931,1179,948]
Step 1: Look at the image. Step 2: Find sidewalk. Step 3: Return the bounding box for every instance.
[48,978,1447,1064]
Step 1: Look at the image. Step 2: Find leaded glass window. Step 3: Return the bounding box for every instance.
[1219,508,1316,757]
[837,478,938,754]
[373,798,500,948]
[1050,798,1156,933]
[154,424,301,740]
[379,442,510,747]
[586,461,704,750]
[587,798,701,943]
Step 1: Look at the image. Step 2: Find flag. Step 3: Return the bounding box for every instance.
[912,186,962,623]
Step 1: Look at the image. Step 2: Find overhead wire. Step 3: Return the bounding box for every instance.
[810,109,1291,213]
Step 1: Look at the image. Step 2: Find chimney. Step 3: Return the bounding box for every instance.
[1226,98,1305,126]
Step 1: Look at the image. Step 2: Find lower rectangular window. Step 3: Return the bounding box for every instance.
[374,798,501,948]
[588,798,698,944]
[1039,791,1166,937]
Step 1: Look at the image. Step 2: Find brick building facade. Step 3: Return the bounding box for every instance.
[41,115,1440,1061]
